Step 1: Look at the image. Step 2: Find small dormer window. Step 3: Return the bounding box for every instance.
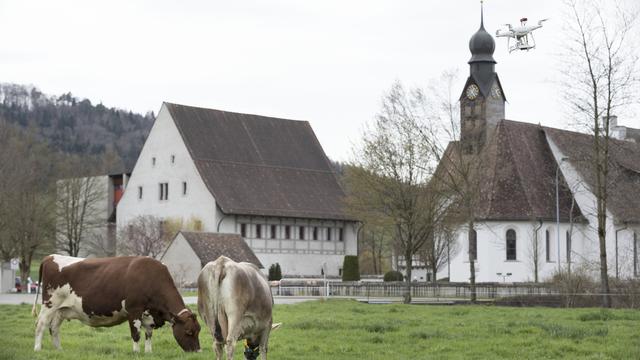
[171,155,175,164]
[152,157,156,167]
[182,181,187,195]
[138,186,143,200]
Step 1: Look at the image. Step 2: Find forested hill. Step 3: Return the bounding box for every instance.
[0,83,154,172]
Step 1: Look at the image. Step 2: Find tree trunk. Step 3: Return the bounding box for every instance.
[404,249,412,304]
[468,223,476,303]
[598,222,611,308]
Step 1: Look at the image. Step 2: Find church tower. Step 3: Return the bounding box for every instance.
[460,4,505,154]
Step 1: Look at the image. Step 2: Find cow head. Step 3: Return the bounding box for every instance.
[172,311,201,352]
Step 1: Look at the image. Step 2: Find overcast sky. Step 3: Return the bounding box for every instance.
[0,0,636,161]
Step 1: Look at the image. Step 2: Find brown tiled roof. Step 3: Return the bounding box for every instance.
[165,102,353,221]
[544,126,640,224]
[179,231,263,268]
[436,120,585,222]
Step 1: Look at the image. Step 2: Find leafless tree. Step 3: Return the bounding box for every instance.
[560,0,639,307]
[350,81,446,303]
[527,219,544,283]
[421,70,487,302]
[118,215,170,258]
[0,121,56,286]
[55,170,105,257]
[420,220,460,282]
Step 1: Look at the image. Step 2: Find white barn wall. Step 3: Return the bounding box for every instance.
[117,104,218,232]
[217,209,358,276]
[161,234,202,286]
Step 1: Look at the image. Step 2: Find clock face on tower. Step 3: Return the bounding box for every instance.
[491,83,502,99]
[466,84,479,100]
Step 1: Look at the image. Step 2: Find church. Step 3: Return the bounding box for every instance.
[438,13,640,283]
[116,103,358,278]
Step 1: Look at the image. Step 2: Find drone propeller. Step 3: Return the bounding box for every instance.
[538,18,549,25]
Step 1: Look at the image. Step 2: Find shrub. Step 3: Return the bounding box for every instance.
[383,270,404,282]
[268,263,282,281]
[342,256,360,281]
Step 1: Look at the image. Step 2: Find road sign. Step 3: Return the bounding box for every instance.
[10,258,19,270]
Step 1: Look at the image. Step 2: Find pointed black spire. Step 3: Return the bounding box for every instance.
[469,0,495,64]
[480,0,484,28]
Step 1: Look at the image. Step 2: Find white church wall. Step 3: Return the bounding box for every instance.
[547,136,637,279]
[449,220,594,283]
[117,104,218,233]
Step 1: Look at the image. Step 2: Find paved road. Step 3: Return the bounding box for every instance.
[0,293,318,306]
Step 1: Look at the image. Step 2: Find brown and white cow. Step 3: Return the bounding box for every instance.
[198,256,280,360]
[32,255,201,352]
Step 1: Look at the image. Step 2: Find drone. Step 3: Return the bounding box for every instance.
[496,17,548,53]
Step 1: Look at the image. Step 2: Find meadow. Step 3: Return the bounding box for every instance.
[1,299,639,359]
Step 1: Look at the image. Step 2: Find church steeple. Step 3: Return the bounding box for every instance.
[460,1,505,154]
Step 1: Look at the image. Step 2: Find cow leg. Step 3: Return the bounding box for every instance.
[213,319,225,360]
[127,313,143,353]
[144,326,153,353]
[34,306,54,351]
[50,311,64,350]
[258,328,271,360]
[224,316,243,360]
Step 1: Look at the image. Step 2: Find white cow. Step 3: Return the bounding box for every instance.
[198,256,280,360]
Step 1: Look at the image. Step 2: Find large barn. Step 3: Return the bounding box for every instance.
[117,103,358,277]
[426,14,640,283]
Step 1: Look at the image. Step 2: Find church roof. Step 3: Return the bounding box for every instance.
[178,231,263,268]
[544,127,640,224]
[436,120,585,222]
[165,102,353,221]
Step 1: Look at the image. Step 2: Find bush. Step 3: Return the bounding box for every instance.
[268,263,282,281]
[383,270,404,282]
[342,256,360,281]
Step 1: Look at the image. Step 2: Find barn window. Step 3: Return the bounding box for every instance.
[327,227,332,241]
[171,154,175,164]
[566,231,572,263]
[182,182,187,195]
[469,229,477,261]
[137,186,143,200]
[313,227,318,240]
[506,229,516,260]
[152,157,156,166]
[285,225,291,240]
[338,228,344,242]
[546,230,551,262]
[299,226,305,240]
[240,223,247,238]
[256,224,262,239]
[159,183,168,200]
[270,225,277,239]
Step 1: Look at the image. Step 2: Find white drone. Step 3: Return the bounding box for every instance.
[496,17,548,53]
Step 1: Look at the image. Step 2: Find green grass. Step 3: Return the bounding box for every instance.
[2,300,639,359]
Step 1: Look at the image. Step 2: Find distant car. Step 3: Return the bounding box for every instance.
[14,277,22,293]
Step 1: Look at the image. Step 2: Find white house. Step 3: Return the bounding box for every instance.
[431,14,640,283]
[117,103,359,277]
[161,231,263,286]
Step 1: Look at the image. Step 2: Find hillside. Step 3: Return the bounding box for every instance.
[0,83,154,172]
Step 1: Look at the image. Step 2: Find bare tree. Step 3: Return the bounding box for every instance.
[561,0,639,307]
[527,219,544,283]
[420,220,460,282]
[0,121,56,286]
[55,172,105,257]
[350,81,445,303]
[118,215,169,258]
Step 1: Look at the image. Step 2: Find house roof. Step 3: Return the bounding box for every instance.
[165,102,354,221]
[436,120,585,222]
[544,126,640,224]
[178,231,263,268]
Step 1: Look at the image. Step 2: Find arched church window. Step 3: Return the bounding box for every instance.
[506,229,516,260]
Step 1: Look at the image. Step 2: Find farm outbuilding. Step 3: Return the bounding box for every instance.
[161,231,263,286]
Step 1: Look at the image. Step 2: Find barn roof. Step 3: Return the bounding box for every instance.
[178,231,263,268]
[165,102,353,221]
[435,120,585,222]
[544,126,640,224]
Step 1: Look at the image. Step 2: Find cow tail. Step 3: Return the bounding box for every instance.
[197,270,213,327]
[31,261,43,317]
[212,258,226,321]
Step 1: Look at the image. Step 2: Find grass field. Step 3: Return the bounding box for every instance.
[1,300,639,359]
